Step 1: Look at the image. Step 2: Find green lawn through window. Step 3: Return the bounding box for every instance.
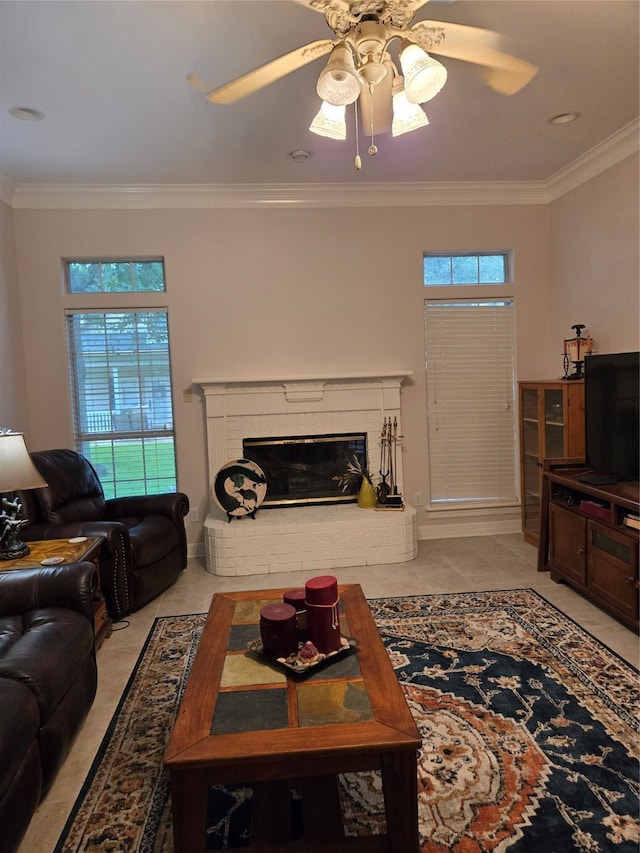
[82,438,176,498]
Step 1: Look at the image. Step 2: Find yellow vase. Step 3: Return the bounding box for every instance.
[357,478,377,509]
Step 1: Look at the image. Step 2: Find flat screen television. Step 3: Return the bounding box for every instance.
[583,351,639,484]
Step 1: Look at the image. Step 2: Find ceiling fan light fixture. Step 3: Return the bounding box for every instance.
[309,101,347,140]
[316,43,361,106]
[357,55,388,89]
[392,79,429,137]
[400,41,447,104]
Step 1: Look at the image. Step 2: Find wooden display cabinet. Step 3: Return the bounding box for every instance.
[541,463,639,632]
[518,380,585,544]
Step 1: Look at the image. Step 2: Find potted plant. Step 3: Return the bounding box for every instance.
[334,455,377,509]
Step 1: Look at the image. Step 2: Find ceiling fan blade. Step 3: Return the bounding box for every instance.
[190,39,334,105]
[287,0,351,13]
[409,20,537,94]
[476,61,538,97]
[289,0,437,32]
[404,0,435,13]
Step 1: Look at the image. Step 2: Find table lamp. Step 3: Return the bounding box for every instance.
[0,431,48,560]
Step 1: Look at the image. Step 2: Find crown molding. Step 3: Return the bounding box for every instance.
[4,121,638,210]
[0,170,16,207]
[546,118,639,201]
[8,180,548,210]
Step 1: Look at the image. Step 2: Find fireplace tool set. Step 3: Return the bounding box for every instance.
[377,417,404,509]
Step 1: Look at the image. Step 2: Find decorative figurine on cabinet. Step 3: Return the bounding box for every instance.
[562,324,593,379]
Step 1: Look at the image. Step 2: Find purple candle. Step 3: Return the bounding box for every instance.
[283,588,308,641]
[305,575,341,653]
[259,603,298,659]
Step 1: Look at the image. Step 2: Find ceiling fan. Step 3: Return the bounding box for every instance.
[188,0,537,167]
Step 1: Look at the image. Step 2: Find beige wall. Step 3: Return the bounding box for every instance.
[4,154,638,543]
[11,202,550,536]
[0,199,29,434]
[550,155,640,358]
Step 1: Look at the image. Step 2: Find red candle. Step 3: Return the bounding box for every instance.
[259,603,298,659]
[283,588,308,641]
[305,575,341,653]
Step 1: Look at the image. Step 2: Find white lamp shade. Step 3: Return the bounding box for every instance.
[0,432,47,492]
[316,44,361,106]
[392,86,429,136]
[400,41,447,104]
[309,101,347,140]
[566,338,589,362]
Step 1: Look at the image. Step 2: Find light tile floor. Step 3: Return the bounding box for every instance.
[18,534,639,853]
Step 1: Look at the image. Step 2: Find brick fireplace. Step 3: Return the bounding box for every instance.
[195,371,417,576]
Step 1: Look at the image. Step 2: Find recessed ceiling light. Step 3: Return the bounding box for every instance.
[289,149,313,162]
[9,106,45,121]
[547,112,580,125]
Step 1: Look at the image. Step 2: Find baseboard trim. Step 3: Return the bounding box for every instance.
[418,519,523,540]
[187,541,206,560]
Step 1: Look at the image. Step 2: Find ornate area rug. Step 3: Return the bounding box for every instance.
[54,589,639,852]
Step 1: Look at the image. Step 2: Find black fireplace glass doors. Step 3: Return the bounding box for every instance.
[242,433,367,508]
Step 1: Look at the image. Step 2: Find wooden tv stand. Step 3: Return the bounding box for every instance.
[539,461,639,631]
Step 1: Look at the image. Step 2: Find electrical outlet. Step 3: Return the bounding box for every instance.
[189,508,200,523]
[414,492,423,506]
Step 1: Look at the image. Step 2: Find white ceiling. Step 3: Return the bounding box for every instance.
[0,0,638,187]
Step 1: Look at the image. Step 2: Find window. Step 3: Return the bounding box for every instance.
[424,298,517,509]
[424,252,510,286]
[66,309,176,498]
[66,259,165,293]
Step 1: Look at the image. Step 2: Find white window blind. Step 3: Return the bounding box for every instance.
[66,309,177,498]
[425,298,517,508]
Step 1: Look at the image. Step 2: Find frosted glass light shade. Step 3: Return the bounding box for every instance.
[316,44,361,106]
[400,42,447,104]
[392,87,429,136]
[309,101,347,140]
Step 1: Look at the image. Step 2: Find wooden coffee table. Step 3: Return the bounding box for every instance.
[164,584,420,852]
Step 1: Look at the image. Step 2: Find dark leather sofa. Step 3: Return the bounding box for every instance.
[0,561,97,853]
[18,449,190,619]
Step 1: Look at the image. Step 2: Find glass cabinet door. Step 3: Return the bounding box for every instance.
[521,388,541,534]
[544,388,565,458]
[519,380,585,546]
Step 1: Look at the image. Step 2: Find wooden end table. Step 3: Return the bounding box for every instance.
[164,583,421,852]
[0,537,112,648]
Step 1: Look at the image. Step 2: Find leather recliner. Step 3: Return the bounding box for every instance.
[18,449,190,619]
[0,561,97,853]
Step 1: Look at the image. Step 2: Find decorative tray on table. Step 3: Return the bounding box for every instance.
[247,636,357,675]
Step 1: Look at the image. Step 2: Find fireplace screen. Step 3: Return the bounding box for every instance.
[242,433,367,508]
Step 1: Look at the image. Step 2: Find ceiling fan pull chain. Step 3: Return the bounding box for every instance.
[354,99,362,170]
[368,85,378,156]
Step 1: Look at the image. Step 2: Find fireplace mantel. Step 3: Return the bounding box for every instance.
[195,371,413,386]
[195,371,413,401]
